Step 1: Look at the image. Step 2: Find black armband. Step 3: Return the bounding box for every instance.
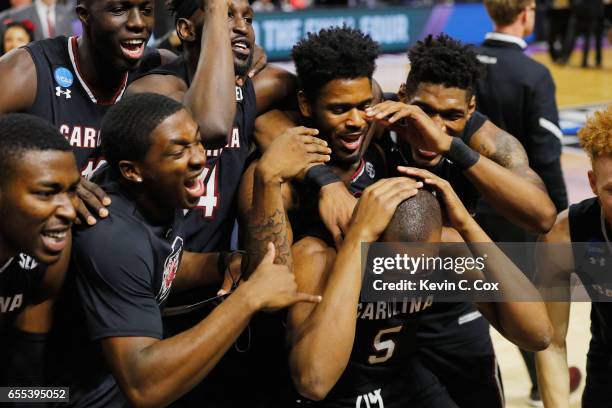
[445,137,480,170]
[304,164,341,189]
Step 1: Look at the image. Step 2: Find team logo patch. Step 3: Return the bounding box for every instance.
[366,162,375,179]
[54,67,73,88]
[157,236,184,304]
[55,86,71,99]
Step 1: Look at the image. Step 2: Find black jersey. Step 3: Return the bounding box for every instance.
[569,197,612,348]
[0,254,46,334]
[294,146,451,408]
[49,169,186,408]
[25,36,127,177]
[141,56,256,252]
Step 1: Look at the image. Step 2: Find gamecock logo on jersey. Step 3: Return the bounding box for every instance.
[157,236,184,304]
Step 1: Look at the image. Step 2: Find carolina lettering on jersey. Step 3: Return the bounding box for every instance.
[357,297,434,320]
[60,124,101,149]
[25,36,127,175]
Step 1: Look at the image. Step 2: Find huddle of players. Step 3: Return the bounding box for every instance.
[0,0,611,407]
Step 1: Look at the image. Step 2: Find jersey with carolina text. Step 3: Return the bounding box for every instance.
[293,146,444,408]
[25,36,128,177]
[140,56,256,252]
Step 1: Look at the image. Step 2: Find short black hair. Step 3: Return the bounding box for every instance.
[0,113,71,182]
[405,33,484,98]
[101,93,185,171]
[292,26,379,101]
[382,190,442,242]
[165,0,198,19]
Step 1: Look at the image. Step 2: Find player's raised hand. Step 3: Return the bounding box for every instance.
[75,176,111,226]
[397,166,472,232]
[365,101,452,154]
[347,177,422,242]
[259,126,331,183]
[244,243,322,311]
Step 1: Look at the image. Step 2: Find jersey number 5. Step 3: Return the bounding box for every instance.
[368,325,402,364]
[197,164,220,218]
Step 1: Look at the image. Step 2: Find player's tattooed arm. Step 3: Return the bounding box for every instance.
[474,123,547,190]
[238,127,331,275]
[464,120,557,233]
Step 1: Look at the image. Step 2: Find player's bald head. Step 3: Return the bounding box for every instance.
[381,190,442,243]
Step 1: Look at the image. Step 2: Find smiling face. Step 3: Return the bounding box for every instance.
[3,25,31,53]
[132,109,206,212]
[78,0,154,71]
[300,77,373,168]
[401,82,475,167]
[589,153,612,227]
[185,0,255,76]
[0,150,80,264]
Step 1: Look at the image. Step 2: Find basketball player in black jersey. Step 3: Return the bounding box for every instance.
[0,0,169,226]
[289,171,551,408]
[240,27,551,407]
[361,34,561,408]
[0,114,80,387]
[536,106,612,408]
[48,93,322,408]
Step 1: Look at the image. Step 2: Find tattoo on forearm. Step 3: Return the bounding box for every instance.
[486,131,547,192]
[246,208,292,275]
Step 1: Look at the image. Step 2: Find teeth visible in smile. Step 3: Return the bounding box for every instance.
[123,40,143,46]
[234,42,247,50]
[42,231,67,239]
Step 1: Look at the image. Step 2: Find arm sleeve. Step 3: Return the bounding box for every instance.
[73,229,164,341]
[526,68,568,212]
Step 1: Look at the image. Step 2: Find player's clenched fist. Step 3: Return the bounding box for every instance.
[258,127,331,183]
[347,177,422,242]
[241,243,322,311]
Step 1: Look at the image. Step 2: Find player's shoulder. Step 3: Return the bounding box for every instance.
[128,56,188,94]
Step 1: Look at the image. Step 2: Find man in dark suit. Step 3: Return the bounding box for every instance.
[477,1,576,406]
[0,0,74,41]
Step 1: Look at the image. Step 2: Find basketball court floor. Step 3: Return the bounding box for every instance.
[278,46,611,407]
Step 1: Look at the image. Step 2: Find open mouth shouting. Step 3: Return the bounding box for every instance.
[120,38,146,60]
[184,170,206,201]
